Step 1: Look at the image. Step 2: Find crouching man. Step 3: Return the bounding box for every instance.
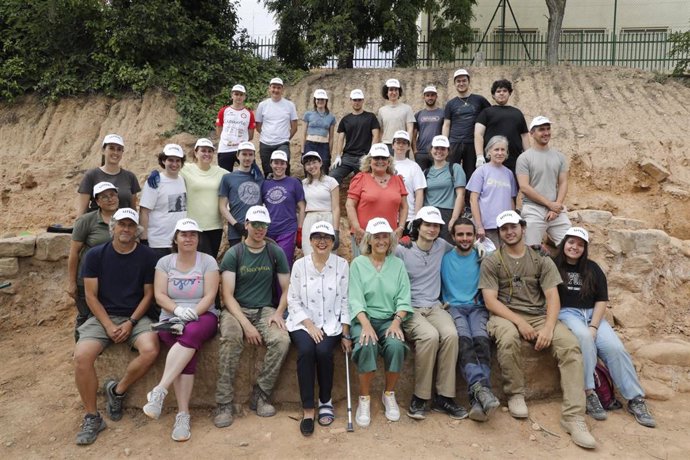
[73,208,159,445]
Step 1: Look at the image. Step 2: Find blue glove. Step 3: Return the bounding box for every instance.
[250,162,263,182]
[147,170,161,188]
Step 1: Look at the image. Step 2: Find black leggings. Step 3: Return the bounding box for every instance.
[290,329,341,409]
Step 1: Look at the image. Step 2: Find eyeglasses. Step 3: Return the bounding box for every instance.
[250,222,269,229]
[310,234,333,242]
[97,193,118,201]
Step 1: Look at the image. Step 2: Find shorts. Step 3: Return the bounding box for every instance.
[77,315,155,349]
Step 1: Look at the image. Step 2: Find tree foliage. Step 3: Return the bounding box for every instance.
[0,0,303,134]
[670,29,690,76]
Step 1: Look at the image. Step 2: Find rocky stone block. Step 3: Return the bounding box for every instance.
[607,229,670,255]
[610,217,647,230]
[34,233,71,261]
[0,258,19,277]
[0,235,35,257]
[641,379,674,401]
[570,209,612,226]
[635,340,690,367]
[610,293,652,328]
[639,159,670,182]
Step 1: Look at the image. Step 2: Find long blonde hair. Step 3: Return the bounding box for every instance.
[359,154,396,175]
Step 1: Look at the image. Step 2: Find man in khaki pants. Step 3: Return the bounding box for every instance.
[479,210,596,449]
[395,206,465,420]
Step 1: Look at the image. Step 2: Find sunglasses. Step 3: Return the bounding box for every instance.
[371,156,389,161]
[250,222,269,229]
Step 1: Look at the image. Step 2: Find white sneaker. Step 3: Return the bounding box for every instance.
[143,386,168,420]
[171,412,191,442]
[507,394,529,419]
[355,396,371,427]
[382,391,401,421]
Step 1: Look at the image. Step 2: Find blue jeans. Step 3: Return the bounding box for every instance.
[449,305,492,394]
[558,307,644,400]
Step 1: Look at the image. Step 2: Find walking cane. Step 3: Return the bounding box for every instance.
[345,350,354,432]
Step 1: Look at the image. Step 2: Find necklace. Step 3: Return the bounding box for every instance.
[458,96,470,106]
[373,174,389,185]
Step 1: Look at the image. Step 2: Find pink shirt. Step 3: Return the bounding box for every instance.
[348,172,407,233]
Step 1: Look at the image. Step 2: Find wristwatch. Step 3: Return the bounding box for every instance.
[128,317,139,326]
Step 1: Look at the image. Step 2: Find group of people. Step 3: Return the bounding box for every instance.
[69,71,656,449]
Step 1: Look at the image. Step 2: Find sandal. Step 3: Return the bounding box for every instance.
[318,400,335,426]
[300,417,314,436]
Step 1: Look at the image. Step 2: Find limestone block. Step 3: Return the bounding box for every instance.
[620,255,655,277]
[0,258,19,276]
[607,229,670,255]
[635,340,690,367]
[0,235,35,257]
[640,379,674,401]
[610,217,647,230]
[610,293,651,328]
[34,232,71,261]
[639,159,670,182]
[572,209,612,226]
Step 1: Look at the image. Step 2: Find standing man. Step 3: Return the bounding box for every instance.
[395,207,465,421]
[474,79,529,175]
[377,78,415,156]
[413,85,444,170]
[214,206,291,428]
[516,116,571,247]
[479,210,596,449]
[215,84,256,172]
[330,89,381,184]
[442,69,490,189]
[441,218,500,422]
[73,208,159,445]
[255,77,298,177]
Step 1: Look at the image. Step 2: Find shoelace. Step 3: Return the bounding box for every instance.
[110,389,124,411]
[175,412,191,429]
[572,419,589,431]
[631,400,651,416]
[83,415,101,431]
[151,388,166,406]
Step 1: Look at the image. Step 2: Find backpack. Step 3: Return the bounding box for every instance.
[593,360,623,410]
[231,239,283,307]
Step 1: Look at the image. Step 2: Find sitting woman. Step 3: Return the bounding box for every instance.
[554,227,656,428]
[142,218,220,441]
[286,221,351,436]
[349,217,412,427]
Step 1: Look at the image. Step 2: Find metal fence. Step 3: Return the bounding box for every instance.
[249,30,687,73]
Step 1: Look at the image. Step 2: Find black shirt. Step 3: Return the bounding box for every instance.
[337,111,380,156]
[557,260,608,309]
[475,105,529,173]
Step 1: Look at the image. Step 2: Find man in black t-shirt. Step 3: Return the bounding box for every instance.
[330,89,381,184]
[474,79,529,175]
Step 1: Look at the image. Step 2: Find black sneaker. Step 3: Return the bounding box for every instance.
[470,382,500,417]
[627,396,656,428]
[104,379,125,421]
[406,395,428,420]
[432,395,468,420]
[586,393,608,421]
[75,413,106,445]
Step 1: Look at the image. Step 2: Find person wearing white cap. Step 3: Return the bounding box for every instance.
[143,218,220,441]
[260,150,306,266]
[474,79,529,175]
[139,144,188,258]
[479,210,597,449]
[215,84,256,172]
[515,115,572,247]
[345,143,408,257]
[394,206,466,421]
[301,89,336,172]
[349,217,413,427]
[74,207,159,445]
[442,68,490,199]
[413,85,444,170]
[214,205,291,427]
[255,77,298,177]
[423,134,467,243]
[218,140,264,247]
[301,151,340,256]
[391,130,427,225]
[377,78,415,157]
[553,227,656,428]
[68,182,120,340]
[77,133,141,216]
[330,89,381,184]
[286,221,351,435]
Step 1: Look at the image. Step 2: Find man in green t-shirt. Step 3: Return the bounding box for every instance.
[214,206,291,428]
[479,210,596,450]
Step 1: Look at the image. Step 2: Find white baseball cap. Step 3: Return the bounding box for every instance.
[163,143,184,158]
[301,151,322,163]
[237,141,255,151]
[453,68,470,79]
[194,138,214,150]
[313,89,328,99]
[431,135,450,148]
[393,130,410,142]
[113,208,139,224]
[496,210,525,228]
[369,143,390,158]
[231,84,246,93]
[385,78,401,88]
[245,205,271,224]
[102,134,124,147]
[564,227,589,243]
[93,181,118,198]
[270,150,288,162]
[174,218,201,232]
[423,85,438,94]
[350,89,364,99]
[415,206,445,225]
[365,217,394,234]
[269,77,284,86]
[529,116,553,131]
[310,221,335,237]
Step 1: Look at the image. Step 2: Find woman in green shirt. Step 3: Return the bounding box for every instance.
[348,217,412,428]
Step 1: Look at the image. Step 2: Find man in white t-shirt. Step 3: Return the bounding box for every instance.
[215,84,256,172]
[255,77,298,177]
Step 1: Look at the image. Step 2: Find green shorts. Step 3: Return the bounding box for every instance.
[77,315,155,349]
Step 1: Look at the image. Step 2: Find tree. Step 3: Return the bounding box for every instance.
[670,29,690,76]
[545,0,566,65]
[425,0,477,63]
